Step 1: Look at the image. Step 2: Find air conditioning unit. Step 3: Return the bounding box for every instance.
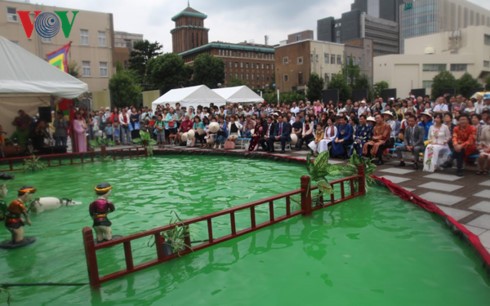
[7,14,18,22]
[424,47,435,54]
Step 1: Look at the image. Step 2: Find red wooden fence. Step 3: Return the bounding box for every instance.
[83,166,366,287]
[0,147,147,172]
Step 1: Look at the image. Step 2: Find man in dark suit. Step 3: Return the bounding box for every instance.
[395,114,425,169]
[271,115,292,153]
[260,116,276,152]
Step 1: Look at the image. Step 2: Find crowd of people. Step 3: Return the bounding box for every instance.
[2,93,490,177]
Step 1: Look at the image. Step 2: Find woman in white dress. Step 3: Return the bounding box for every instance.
[423,113,451,172]
[318,118,337,154]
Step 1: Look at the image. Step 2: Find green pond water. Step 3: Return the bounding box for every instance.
[0,155,489,306]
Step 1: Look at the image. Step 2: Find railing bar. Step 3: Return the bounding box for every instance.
[269,201,274,222]
[250,206,256,228]
[123,241,134,270]
[230,212,236,235]
[340,181,345,199]
[286,196,291,216]
[207,219,213,242]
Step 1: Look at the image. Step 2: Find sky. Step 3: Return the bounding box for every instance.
[22,0,490,53]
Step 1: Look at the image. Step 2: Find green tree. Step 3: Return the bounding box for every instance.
[147,53,191,94]
[431,71,456,99]
[456,73,481,98]
[68,61,80,78]
[306,73,324,102]
[485,76,490,91]
[373,81,389,98]
[192,54,225,88]
[109,69,142,108]
[128,40,163,89]
[328,73,351,102]
[228,77,245,87]
[342,57,361,87]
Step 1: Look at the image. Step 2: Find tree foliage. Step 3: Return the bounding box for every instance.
[128,40,162,89]
[109,69,142,108]
[343,57,361,87]
[431,71,456,99]
[307,73,324,102]
[373,81,389,98]
[228,78,245,87]
[192,54,225,88]
[456,73,481,98]
[485,76,490,91]
[147,53,191,94]
[328,73,351,103]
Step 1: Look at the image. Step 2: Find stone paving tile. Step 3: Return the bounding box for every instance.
[417,182,463,192]
[423,173,463,182]
[469,201,490,213]
[479,180,490,187]
[437,205,472,221]
[417,192,465,206]
[378,175,411,184]
[403,187,416,192]
[379,168,415,175]
[473,190,490,198]
[479,231,490,248]
[467,214,490,230]
[464,225,488,236]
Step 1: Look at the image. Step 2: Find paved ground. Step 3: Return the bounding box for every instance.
[153,143,490,255]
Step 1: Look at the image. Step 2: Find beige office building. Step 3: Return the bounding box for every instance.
[0,0,114,93]
[374,26,490,98]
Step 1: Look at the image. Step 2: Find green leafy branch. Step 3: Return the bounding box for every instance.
[132,130,156,156]
[23,155,46,172]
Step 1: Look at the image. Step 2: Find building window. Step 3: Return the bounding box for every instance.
[297,57,303,65]
[82,61,91,76]
[324,73,330,85]
[229,62,232,68]
[422,80,433,88]
[484,60,490,68]
[282,56,289,64]
[331,55,335,64]
[422,64,446,72]
[245,63,249,69]
[450,64,467,72]
[234,62,238,68]
[485,34,490,46]
[98,31,106,47]
[99,62,108,77]
[298,72,304,84]
[337,55,342,65]
[7,7,17,22]
[284,75,289,82]
[240,62,244,68]
[324,53,329,64]
[80,29,89,45]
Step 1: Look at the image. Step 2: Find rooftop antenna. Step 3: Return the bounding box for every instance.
[187,0,190,7]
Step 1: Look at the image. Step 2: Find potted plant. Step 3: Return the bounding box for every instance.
[132,130,157,156]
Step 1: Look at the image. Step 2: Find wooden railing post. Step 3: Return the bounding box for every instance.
[82,227,100,288]
[300,176,312,216]
[357,165,366,195]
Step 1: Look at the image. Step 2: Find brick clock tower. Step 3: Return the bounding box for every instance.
[171,4,209,53]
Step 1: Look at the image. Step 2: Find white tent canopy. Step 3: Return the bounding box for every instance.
[0,36,88,98]
[151,85,226,111]
[0,36,88,135]
[213,86,264,104]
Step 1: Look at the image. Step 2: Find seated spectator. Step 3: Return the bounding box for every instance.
[227,115,242,141]
[331,115,353,159]
[477,114,490,175]
[260,116,276,152]
[362,114,392,165]
[269,115,291,153]
[423,113,451,172]
[308,123,324,155]
[318,118,337,154]
[177,115,193,145]
[296,117,314,150]
[395,114,425,169]
[291,116,303,149]
[216,116,228,149]
[442,114,477,176]
[193,116,206,147]
[418,111,433,141]
[351,115,372,156]
[249,117,266,152]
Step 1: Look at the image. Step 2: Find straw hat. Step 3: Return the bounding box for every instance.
[290,134,298,145]
[366,116,376,122]
[420,110,433,119]
[382,111,394,117]
[208,122,220,133]
[181,132,188,142]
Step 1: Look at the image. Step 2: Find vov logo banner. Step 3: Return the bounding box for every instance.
[17,11,79,39]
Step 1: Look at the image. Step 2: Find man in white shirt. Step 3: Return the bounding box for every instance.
[290,101,300,115]
[433,97,449,113]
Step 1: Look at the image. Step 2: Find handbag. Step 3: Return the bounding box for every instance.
[169,121,175,128]
[224,140,236,150]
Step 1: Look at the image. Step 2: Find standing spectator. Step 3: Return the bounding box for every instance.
[154,114,165,148]
[119,108,131,145]
[53,111,68,148]
[129,107,140,140]
[442,114,477,176]
[11,110,32,147]
[73,111,87,153]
